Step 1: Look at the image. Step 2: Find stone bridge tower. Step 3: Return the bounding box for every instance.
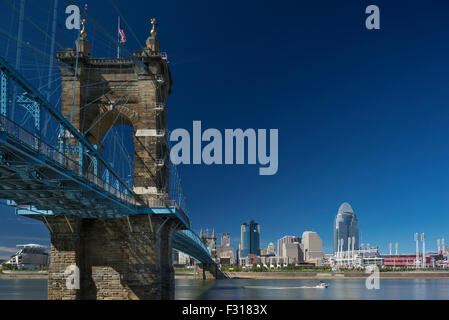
[57,22,171,204]
[42,21,180,300]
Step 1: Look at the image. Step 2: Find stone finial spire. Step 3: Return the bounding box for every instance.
[150,18,157,37]
[80,19,87,39]
[75,18,91,56]
[146,18,160,52]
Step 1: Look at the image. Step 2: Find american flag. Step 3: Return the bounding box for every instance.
[119,28,126,43]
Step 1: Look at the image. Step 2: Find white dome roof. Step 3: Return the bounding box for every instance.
[338,202,354,215]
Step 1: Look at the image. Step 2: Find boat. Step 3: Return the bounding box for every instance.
[316,281,328,288]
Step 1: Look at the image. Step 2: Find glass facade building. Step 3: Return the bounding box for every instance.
[240,220,260,257]
[333,202,359,253]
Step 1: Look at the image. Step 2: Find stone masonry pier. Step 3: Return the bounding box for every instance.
[42,215,178,300]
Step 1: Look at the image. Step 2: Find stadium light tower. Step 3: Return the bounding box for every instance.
[421,233,425,267]
[443,238,446,257]
[395,242,398,255]
[389,242,392,256]
[414,233,419,268]
[351,236,355,258]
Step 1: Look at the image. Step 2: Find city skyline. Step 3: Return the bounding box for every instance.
[1,199,447,260]
[210,206,448,258]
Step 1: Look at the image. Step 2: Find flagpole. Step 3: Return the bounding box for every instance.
[117,16,120,58]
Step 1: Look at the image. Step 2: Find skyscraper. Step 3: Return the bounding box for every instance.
[333,202,359,254]
[277,236,300,257]
[301,231,324,261]
[240,220,260,257]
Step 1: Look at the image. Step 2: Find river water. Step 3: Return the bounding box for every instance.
[1,278,449,300]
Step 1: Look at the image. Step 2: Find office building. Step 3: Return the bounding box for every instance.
[302,231,324,261]
[333,202,359,254]
[240,220,261,257]
[277,236,300,257]
[284,242,304,263]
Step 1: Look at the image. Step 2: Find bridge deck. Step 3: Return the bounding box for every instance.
[0,114,189,228]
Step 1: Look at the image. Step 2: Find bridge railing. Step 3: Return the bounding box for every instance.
[0,113,136,206]
[146,198,190,226]
[0,55,137,203]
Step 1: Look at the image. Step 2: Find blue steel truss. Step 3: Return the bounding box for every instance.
[0,55,133,197]
[16,93,40,133]
[0,55,214,264]
[0,71,7,116]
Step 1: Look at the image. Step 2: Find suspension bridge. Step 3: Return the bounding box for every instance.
[0,0,219,299]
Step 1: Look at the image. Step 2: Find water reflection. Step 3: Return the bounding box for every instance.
[176,278,449,300]
[1,278,449,300]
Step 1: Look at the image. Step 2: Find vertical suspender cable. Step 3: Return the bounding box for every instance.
[12,0,26,121]
[47,0,58,100]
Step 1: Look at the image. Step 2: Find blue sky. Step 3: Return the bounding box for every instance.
[1,0,449,259]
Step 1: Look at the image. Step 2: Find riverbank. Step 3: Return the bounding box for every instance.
[225,271,449,279]
[0,273,47,279]
[0,273,193,280]
[2,271,449,280]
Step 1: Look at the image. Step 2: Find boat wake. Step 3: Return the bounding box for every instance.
[242,285,327,290]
